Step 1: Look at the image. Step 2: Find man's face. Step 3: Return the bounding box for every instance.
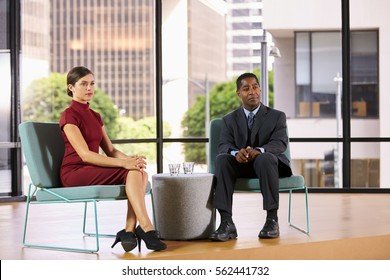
[237,77,261,111]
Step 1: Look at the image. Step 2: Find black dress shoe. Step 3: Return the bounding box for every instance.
[111,229,137,252]
[258,218,280,239]
[209,220,238,242]
[135,226,167,252]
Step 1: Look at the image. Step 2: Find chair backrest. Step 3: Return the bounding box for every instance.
[19,122,64,188]
[208,118,291,174]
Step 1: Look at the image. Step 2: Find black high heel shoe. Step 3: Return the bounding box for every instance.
[135,226,167,252]
[111,229,137,252]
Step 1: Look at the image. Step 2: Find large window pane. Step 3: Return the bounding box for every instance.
[162,0,227,167]
[296,32,311,116]
[0,0,8,49]
[0,149,12,195]
[295,31,378,121]
[312,32,342,94]
[21,0,157,193]
[295,32,342,119]
[296,33,310,87]
[351,31,379,120]
[22,0,155,135]
[351,142,384,189]
[162,143,207,174]
[0,53,11,142]
[12,0,389,195]
[349,3,389,149]
[290,142,342,188]
[0,52,11,195]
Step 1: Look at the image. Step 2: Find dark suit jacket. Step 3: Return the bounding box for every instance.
[218,103,291,170]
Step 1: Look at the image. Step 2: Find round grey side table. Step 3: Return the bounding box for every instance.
[152,173,215,240]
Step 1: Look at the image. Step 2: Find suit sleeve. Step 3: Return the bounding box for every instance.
[262,111,288,155]
[218,116,239,154]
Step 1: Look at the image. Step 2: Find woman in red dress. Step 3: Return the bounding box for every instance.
[60,66,166,252]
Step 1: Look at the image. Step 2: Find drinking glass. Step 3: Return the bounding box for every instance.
[183,162,194,174]
[168,163,180,176]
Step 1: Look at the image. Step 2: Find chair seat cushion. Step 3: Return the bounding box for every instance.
[36,185,127,201]
[234,175,305,192]
[36,181,152,202]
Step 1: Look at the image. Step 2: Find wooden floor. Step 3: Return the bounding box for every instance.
[1,192,390,260]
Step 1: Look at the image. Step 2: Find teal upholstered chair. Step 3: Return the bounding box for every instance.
[208,118,310,234]
[19,122,152,252]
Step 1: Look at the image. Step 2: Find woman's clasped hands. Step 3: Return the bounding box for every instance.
[122,155,147,172]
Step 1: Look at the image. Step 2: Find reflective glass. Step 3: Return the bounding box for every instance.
[20,0,157,192]
[0,0,7,49]
[0,52,11,195]
[290,142,342,188]
[351,142,385,189]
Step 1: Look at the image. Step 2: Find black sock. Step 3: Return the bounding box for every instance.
[218,209,233,224]
[266,209,278,221]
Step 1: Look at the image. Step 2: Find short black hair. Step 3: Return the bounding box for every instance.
[236,73,259,91]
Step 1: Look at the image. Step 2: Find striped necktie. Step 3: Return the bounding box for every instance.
[248,112,254,130]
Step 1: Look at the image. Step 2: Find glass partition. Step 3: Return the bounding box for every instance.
[20,0,157,193]
[0,47,12,196]
[350,142,384,189]
[290,142,342,188]
[161,0,227,168]
[3,0,389,197]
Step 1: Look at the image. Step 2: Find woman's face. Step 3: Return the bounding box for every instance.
[68,73,95,103]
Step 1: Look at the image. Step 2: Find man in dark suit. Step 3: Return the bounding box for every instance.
[209,72,292,241]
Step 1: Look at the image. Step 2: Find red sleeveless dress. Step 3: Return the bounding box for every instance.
[59,100,129,187]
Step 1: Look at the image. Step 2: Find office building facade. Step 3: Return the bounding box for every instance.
[263,0,388,188]
[226,0,262,79]
[49,0,155,119]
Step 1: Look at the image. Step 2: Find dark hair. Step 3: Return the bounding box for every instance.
[236,72,259,91]
[66,66,94,97]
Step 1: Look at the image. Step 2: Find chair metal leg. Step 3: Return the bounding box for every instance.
[92,200,100,252]
[82,202,115,238]
[287,188,310,234]
[83,202,88,234]
[304,187,310,233]
[23,192,101,253]
[22,183,33,246]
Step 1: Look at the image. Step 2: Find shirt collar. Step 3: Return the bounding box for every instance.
[71,99,90,110]
[243,104,261,118]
